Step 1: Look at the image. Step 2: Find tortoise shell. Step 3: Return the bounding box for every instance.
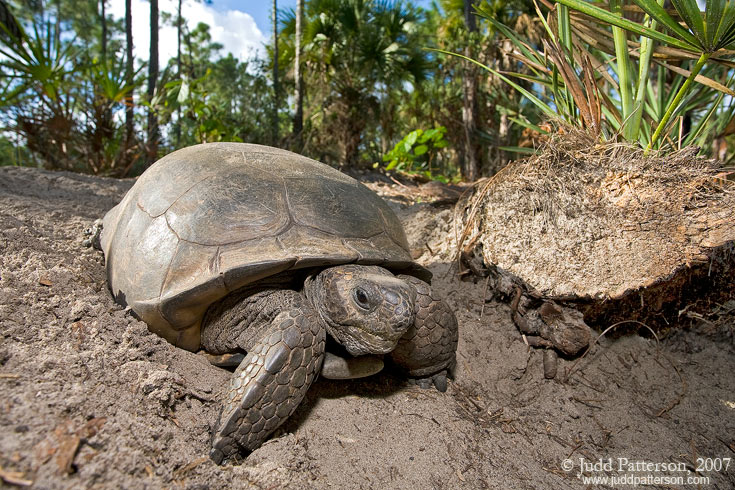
[100,143,428,351]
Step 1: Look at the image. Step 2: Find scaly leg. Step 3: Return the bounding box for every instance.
[390,275,458,392]
[202,291,325,464]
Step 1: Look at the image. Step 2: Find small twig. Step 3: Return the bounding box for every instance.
[172,457,208,480]
[542,466,571,478]
[564,320,660,381]
[717,437,735,454]
[572,396,604,409]
[546,433,573,449]
[656,354,688,417]
[575,373,606,393]
[479,275,491,320]
[388,175,410,190]
[0,466,33,487]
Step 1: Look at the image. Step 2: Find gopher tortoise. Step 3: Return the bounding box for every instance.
[99,143,458,464]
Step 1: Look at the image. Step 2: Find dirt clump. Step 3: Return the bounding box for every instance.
[458,129,735,329]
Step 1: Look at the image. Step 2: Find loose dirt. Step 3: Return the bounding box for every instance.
[1,165,734,489]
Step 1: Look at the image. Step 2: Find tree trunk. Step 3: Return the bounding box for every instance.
[272,0,279,146]
[462,0,480,181]
[124,0,134,157]
[0,0,22,42]
[147,0,159,165]
[175,0,182,147]
[292,0,303,151]
[54,0,60,49]
[100,0,112,145]
[100,0,107,58]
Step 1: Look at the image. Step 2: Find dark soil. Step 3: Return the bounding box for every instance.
[1,165,734,489]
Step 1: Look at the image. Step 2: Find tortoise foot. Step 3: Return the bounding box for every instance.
[82,219,103,249]
[407,369,449,392]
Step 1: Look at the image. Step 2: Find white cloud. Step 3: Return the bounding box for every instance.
[109,0,266,66]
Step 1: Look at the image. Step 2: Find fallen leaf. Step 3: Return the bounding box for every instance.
[76,417,106,439]
[55,434,80,475]
[0,466,33,487]
[33,439,57,465]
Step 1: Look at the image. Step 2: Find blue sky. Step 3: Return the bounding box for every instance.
[110,0,434,65]
[218,0,433,38]
[219,1,298,36]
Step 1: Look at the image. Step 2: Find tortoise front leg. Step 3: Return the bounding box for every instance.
[389,275,458,392]
[201,292,325,464]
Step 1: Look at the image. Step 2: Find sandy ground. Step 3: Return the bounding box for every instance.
[1,165,734,489]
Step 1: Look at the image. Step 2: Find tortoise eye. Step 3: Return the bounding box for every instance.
[353,288,370,309]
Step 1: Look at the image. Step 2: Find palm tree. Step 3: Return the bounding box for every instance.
[280,0,430,166]
[0,0,21,42]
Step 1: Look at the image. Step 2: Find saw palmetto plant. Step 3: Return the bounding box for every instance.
[444,0,735,155]
[556,0,735,152]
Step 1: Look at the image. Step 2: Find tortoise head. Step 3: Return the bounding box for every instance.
[305,265,416,356]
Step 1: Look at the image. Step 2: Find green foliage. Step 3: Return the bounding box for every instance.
[164,69,243,144]
[0,14,74,105]
[0,134,31,166]
[553,0,735,152]
[277,0,433,165]
[452,0,735,155]
[160,22,273,149]
[383,126,449,180]
[1,0,732,179]
[0,1,143,174]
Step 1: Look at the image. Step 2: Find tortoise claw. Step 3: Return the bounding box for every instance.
[202,351,246,369]
[407,369,449,392]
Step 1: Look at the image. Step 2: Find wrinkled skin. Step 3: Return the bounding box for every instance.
[202,265,458,464]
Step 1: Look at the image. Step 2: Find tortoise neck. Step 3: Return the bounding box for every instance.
[302,272,336,333]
